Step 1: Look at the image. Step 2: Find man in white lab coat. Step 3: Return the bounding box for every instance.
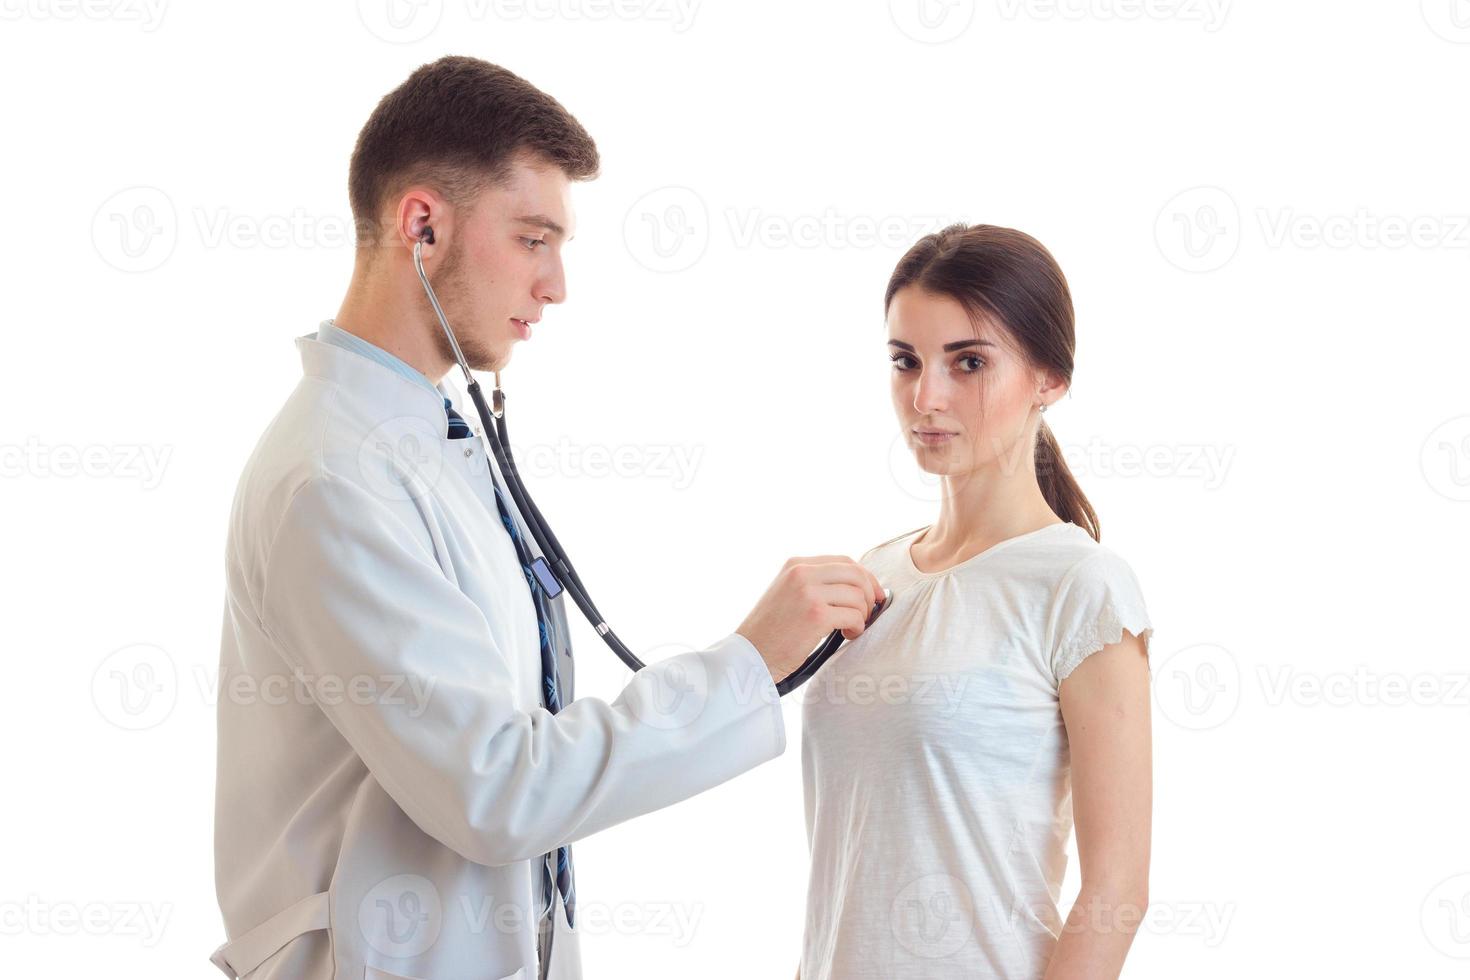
[211,56,881,980]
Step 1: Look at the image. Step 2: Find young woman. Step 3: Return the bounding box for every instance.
[798,224,1155,980]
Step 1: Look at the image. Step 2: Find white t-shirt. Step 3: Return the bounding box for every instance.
[798,521,1154,980]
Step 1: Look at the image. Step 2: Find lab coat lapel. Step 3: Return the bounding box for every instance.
[442,375,578,707]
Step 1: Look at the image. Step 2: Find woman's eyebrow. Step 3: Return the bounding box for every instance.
[888,339,996,352]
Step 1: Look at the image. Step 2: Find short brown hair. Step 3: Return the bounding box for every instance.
[348,55,600,243]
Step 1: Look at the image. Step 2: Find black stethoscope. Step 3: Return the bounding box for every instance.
[412,227,890,696]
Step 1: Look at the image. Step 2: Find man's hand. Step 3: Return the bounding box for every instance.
[736,556,884,683]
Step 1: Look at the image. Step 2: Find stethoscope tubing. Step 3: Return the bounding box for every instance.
[412,236,885,695]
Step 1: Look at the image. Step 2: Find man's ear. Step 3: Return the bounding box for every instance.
[394,187,450,252]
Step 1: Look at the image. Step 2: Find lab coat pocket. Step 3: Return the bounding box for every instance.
[543,907,581,980]
[363,969,523,980]
[363,968,428,980]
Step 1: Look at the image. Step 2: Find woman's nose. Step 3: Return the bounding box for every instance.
[913,370,948,414]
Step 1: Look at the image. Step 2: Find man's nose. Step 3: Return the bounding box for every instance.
[537,257,567,306]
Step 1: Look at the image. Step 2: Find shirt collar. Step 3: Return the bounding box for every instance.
[297,328,463,439]
[314,319,442,398]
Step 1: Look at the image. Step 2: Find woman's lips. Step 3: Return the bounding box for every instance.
[913,430,957,446]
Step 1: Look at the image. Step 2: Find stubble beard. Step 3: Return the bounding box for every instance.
[423,242,502,374]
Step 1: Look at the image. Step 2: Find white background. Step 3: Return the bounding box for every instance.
[2,1,1468,977]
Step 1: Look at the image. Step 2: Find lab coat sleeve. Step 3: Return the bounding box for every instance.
[257,472,786,868]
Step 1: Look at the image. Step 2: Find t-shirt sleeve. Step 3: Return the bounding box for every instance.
[1046,548,1154,686]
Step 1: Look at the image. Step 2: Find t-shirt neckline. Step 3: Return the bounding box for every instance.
[903,521,1074,579]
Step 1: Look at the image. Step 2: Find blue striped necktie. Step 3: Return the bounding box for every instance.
[445,397,577,929]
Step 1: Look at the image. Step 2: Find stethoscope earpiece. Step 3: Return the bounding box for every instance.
[419,226,435,245]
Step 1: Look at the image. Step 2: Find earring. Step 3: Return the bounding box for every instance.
[1039,403,1048,414]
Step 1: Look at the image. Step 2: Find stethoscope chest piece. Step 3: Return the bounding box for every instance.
[868,587,895,628]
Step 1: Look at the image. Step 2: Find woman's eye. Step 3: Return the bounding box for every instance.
[890,354,917,371]
[957,355,985,372]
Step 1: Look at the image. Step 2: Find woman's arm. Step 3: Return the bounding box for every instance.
[1045,629,1153,980]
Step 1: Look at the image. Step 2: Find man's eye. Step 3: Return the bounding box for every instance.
[521,237,545,251]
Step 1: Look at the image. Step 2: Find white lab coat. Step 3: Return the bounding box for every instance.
[211,334,787,980]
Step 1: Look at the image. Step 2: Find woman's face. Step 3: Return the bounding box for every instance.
[887,285,1055,479]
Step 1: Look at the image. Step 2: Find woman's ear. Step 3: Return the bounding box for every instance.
[1036,368,1069,408]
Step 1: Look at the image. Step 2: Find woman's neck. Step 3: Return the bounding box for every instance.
[918,469,1061,561]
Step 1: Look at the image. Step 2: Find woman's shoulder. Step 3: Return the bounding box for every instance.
[854,521,1145,588]
[1046,536,1154,681]
[854,525,928,581]
[859,525,928,565]
[1047,528,1144,582]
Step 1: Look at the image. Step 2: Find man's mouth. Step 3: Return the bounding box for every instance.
[511,317,537,340]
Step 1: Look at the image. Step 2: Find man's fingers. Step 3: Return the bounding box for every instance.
[785,556,883,614]
[815,583,872,633]
[811,562,880,611]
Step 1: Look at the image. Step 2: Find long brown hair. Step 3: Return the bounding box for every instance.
[885,222,1100,541]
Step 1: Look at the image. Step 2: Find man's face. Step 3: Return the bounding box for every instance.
[428,153,576,373]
